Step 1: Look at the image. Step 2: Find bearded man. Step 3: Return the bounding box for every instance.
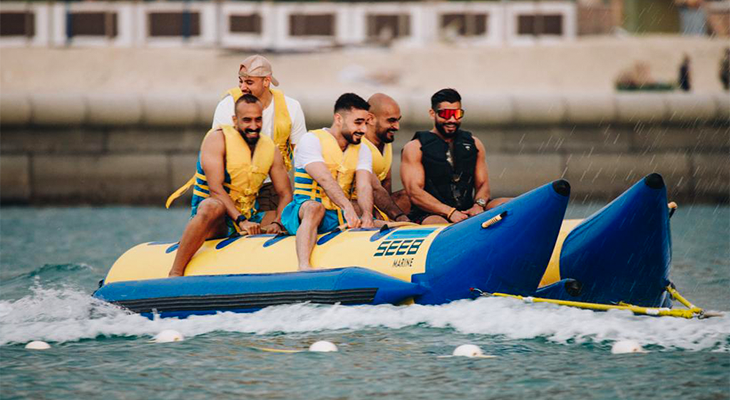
[400,88,509,225]
[281,93,375,270]
[355,93,410,222]
[168,94,292,277]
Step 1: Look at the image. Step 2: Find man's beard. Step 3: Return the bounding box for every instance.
[343,128,363,145]
[241,128,261,145]
[377,126,396,144]
[435,120,460,138]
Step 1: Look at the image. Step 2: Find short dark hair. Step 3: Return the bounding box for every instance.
[334,93,370,114]
[234,94,261,115]
[236,93,261,107]
[431,88,461,110]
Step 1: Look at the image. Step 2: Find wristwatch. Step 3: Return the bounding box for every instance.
[235,215,247,225]
[475,198,488,210]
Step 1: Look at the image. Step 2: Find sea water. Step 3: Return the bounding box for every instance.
[1,205,728,399]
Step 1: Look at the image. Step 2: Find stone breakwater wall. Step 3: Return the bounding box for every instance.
[1,92,728,205]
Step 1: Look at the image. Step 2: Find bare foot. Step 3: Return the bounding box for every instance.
[168,271,184,278]
[298,265,315,272]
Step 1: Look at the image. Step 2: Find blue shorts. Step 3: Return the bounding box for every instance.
[281,199,342,235]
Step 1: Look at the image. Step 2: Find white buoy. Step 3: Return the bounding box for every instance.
[25,341,51,350]
[453,344,484,358]
[153,330,184,343]
[308,340,338,352]
[611,340,646,354]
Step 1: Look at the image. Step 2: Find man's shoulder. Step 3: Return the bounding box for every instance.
[296,131,321,149]
[402,138,422,155]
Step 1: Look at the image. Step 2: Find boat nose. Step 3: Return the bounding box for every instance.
[552,179,571,197]
[644,172,665,189]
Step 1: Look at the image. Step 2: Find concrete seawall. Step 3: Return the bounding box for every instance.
[1,92,728,205]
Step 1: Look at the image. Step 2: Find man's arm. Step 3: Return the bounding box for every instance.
[305,162,361,228]
[371,173,406,220]
[465,137,491,217]
[288,99,308,146]
[200,130,247,223]
[381,169,393,194]
[265,147,293,232]
[354,145,374,228]
[355,169,375,228]
[401,140,467,222]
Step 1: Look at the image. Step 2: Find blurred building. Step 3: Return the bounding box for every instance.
[1,0,727,50]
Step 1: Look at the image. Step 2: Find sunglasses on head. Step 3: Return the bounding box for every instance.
[435,108,465,120]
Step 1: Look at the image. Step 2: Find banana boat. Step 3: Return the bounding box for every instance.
[93,180,571,318]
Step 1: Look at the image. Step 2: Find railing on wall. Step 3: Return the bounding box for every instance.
[0,1,577,49]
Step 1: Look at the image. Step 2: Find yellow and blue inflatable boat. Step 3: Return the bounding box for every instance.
[93,180,572,318]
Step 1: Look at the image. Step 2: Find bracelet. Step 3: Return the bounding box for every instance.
[235,215,247,224]
[272,221,284,229]
[393,213,406,220]
[446,208,457,221]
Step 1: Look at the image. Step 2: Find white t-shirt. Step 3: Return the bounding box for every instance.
[212,92,307,183]
[294,130,373,173]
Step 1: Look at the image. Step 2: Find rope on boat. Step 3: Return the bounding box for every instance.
[471,285,720,319]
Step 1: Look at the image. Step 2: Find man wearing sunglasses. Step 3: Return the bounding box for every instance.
[401,88,509,225]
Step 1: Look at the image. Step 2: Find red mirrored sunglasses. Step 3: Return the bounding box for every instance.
[436,108,464,120]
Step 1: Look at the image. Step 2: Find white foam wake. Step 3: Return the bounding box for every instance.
[1,287,728,351]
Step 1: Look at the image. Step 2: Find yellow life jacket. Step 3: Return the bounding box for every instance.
[166,125,275,219]
[224,87,293,170]
[293,129,360,211]
[362,138,392,182]
[350,138,392,202]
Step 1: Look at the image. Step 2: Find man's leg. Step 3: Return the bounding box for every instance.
[295,201,325,270]
[487,197,511,209]
[421,215,448,225]
[168,198,228,277]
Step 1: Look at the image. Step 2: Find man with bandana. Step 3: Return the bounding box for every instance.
[168,94,292,277]
[212,55,307,226]
[400,88,509,225]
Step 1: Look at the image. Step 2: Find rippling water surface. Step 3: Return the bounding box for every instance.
[1,205,728,399]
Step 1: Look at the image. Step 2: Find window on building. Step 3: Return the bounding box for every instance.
[441,13,488,37]
[0,11,35,37]
[289,14,335,37]
[148,12,201,37]
[366,14,411,40]
[229,14,262,34]
[517,14,564,35]
[68,12,118,38]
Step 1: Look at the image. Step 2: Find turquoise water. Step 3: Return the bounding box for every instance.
[1,205,728,399]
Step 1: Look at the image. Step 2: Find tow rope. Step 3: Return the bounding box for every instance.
[471,284,722,319]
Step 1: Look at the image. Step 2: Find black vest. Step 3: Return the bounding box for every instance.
[409,130,478,219]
